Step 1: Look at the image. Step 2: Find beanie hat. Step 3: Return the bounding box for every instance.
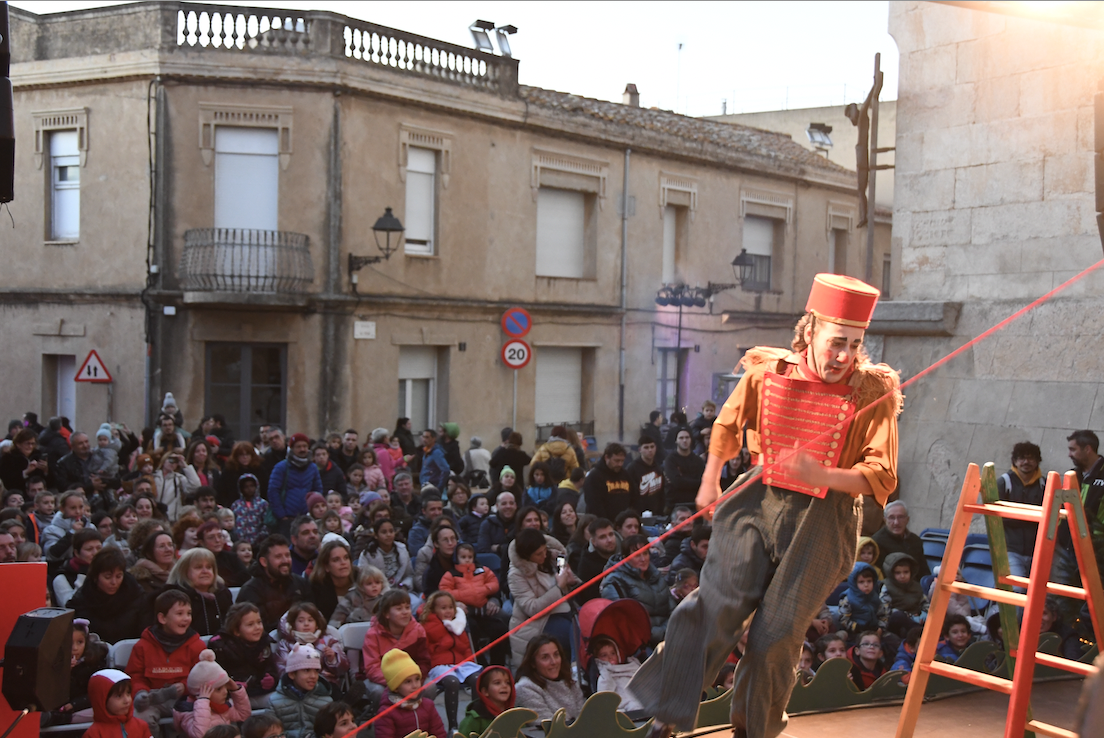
[441,422,460,440]
[205,435,221,449]
[288,433,310,448]
[470,436,482,449]
[162,392,177,410]
[99,423,112,433]
[500,465,515,481]
[286,644,321,674]
[381,649,421,692]
[96,428,111,440]
[306,492,326,510]
[186,650,230,694]
[321,532,349,549]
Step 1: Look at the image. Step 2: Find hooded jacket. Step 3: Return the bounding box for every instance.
[86,670,152,738]
[532,438,579,479]
[879,552,929,618]
[439,560,500,609]
[362,617,430,686]
[230,477,270,546]
[855,536,884,579]
[457,666,516,737]
[418,443,451,490]
[374,690,447,738]
[208,630,279,696]
[837,562,889,636]
[846,644,886,690]
[599,553,672,641]
[268,674,333,738]
[126,626,207,693]
[582,456,637,523]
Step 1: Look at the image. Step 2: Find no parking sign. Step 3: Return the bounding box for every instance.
[501,307,532,338]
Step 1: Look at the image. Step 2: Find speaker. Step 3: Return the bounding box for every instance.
[2,608,74,711]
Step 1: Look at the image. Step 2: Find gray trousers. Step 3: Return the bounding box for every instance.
[628,468,860,738]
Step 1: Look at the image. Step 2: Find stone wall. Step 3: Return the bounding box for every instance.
[886,1,1104,528]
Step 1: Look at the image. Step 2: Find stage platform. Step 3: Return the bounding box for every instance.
[694,679,1082,738]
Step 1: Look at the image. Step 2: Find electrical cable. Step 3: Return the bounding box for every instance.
[351,255,1104,733]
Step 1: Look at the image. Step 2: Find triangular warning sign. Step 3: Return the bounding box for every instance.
[75,350,112,383]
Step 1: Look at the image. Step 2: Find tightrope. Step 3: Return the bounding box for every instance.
[353,257,1104,732]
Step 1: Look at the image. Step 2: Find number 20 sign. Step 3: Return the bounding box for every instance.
[501,339,531,370]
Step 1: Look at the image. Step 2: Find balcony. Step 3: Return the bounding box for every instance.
[179,228,314,307]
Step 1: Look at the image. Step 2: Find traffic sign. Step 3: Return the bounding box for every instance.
[75,350,112,383]
[501,307,532,338]
[501,339,531,370]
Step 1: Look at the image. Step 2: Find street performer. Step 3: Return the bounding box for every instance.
[629,273,903,738]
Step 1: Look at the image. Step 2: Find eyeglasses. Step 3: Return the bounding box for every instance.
[859,642,881,649]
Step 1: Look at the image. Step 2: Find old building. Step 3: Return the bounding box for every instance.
[7,2,884,451]
[885,2,1104,527]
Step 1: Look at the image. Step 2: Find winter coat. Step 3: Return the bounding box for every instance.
[531,438,579,480]
[412,543,436,591]
[838,562,889,637]
[847,645,886,690]
[358,542,414,591]
[362,617,430,686]
[67,572,144,644]
[41,512,89,560]
[476,513,514,555]
[892,640,917,673]
[374,692,447,738]
[215,550,249,588]
[38,427,72,468]
[231,496,270,548]
[575,542,618,605]
[0,450,41,492]
[423,609,475,669]
[153,469,190,520]
[662,450,705,512]
[406,515,433,559]
[599,554,672,641]
[274,617,349,686]
[488,446,532,488]
[173,683,251,738]
[419,444,450,490]
[514,676,586,724]
[880,552,929,619]
[328,587,386,628]
[507,541,571,665]
[457,666,516,737]
[126,626,207,693]
[268,674,333,738]
[872,527,931,579]
[89,447,120,480]
[855,536,885,579]
[266,459,325,520]
[363,464,387,493]
[55,451,94,491]
[317,460,348,498]
[439,561,500,609]
[208,630,279,696]
[372,442,397,489]
[237,566,313,632]
[458,510,486,545]
[86,670,152,738]
[582,456,637,524]
[218,466,268,509]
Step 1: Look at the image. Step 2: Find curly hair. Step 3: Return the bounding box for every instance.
[790,313,870,364]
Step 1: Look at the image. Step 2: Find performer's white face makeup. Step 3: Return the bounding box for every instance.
[804,320,865,384]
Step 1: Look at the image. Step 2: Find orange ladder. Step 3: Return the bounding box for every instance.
[895,464,1104,738]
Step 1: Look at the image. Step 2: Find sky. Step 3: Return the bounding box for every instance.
[10,1,899,117]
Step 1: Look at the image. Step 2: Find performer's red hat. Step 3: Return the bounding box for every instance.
[805,273,880,328]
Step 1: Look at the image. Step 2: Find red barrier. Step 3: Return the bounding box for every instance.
[0,563,50,738]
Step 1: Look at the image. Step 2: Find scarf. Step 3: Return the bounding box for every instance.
[883,573,925,613]
[293,629,320,645]
[150,624,197,654]
[390,691,421,710]
[134,558,171,584]
[287,453,311,470]
[68,556,90,574]
[475,666,515,717]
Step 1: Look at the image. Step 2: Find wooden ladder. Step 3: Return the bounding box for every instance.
[895,463,1104,738]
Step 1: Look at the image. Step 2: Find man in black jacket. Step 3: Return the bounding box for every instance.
[261,428,288,481]
[662,429,705,513]
[238,534,312,632]
[627,435,665,516]
[583,443,637,523]
[574,517,620,605]
[996,441,1045,585]
[640,411,666,464]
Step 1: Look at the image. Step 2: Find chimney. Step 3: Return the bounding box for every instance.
[623,83,640,107]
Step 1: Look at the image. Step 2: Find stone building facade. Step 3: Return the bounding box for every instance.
[6,2,887,452]
[884,2,1104,527]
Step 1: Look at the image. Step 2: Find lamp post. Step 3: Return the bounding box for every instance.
[654,256,751,413]
[348,207,405,291]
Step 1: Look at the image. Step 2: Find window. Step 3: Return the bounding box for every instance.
[882,254,892,297]
[214,127,279,230]
[41,354,77,425]
[742,216,775,291]
[535,347,583,424]
[662,205,686,284]
[50,131,80,241]
[398,347,437,432]
[829,228,848,275]
[404,147,437,255]
[206,343,286,442]
[536,188,590,279]
[656,347,687,416]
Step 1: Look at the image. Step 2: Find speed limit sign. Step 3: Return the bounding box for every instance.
[501,339,531,369]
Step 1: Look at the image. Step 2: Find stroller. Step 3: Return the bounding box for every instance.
[576,598,652,699]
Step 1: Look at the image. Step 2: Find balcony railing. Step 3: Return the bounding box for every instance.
[179,228,313,294]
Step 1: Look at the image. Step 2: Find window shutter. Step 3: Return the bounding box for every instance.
[535,347,583,424]
[214,127,279,231]
[50,131,81,240]
[536,188,586,278]
[404,147,436,255]
[662,205,677,284]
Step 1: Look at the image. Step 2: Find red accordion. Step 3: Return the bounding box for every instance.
[759,370,856,498]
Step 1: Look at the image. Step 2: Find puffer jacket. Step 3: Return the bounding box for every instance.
[422,608,475,669]
[374,692,446,738]
[274,614,349,685]
[267,674,333,738]
[507,538,571,665]
[476,512,513,555]
[358,542,414,591]
[266,458,325,520]
[532,438,579,476]
[361,617,430,686]
[439,561,500,609]
[599,554,672,641]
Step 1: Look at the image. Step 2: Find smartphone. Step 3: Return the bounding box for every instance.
[556,556,566,574]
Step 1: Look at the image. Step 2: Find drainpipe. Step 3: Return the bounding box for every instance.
[618,148,631,442]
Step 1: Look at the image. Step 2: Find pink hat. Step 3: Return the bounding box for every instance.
[285,644,322,673]
[186,650,230,694]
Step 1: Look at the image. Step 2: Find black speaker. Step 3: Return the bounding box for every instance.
[2,608,74,711]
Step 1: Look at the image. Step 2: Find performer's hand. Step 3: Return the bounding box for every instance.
[695,478,721,520]
[777,445,829,490]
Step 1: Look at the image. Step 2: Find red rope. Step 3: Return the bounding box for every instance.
[353,257,1104,731]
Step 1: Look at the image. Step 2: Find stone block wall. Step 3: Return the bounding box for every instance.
[886,2,1104,528]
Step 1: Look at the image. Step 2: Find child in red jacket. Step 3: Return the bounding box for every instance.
[86,670,152,738]
[127,590,207,738]
[420,591,482,732]
[374,650,446,738]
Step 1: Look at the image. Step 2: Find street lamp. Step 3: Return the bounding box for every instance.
[348,207,405,287]
[654,280,738,413]
[731,249,755,287]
